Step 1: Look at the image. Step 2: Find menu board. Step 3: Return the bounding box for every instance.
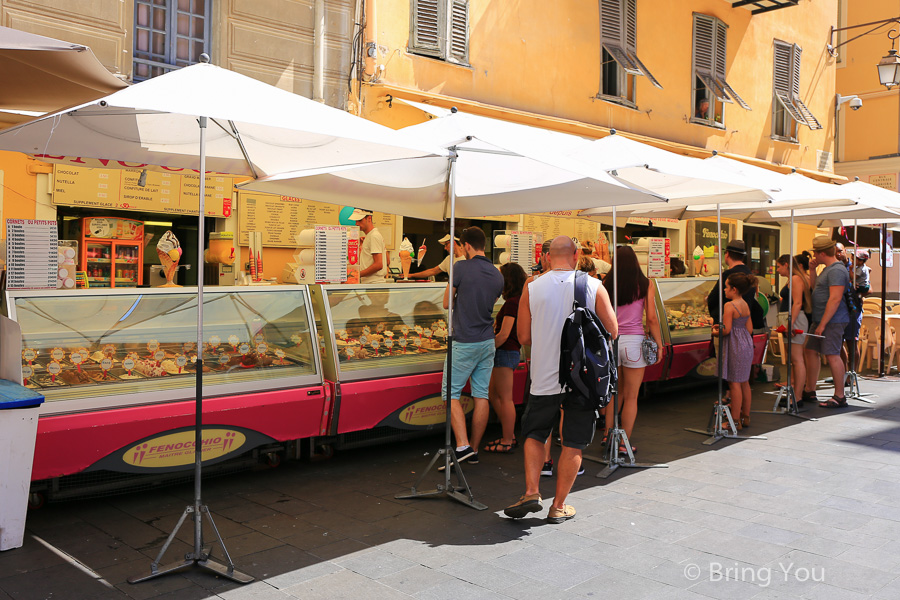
[509,231,539,272]
[315,226,350,283]
[238,192,395,250]
[52,165,231,217]
[6,219,58,289]
[523,214,600,244]
[647,238,670,278]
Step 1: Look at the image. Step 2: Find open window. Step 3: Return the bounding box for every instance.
[410,0,469,65]
[773,40,822,142]
[598,0,662,107]
[691,14,750,128]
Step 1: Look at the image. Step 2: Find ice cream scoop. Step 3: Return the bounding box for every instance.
[418,239,427,267]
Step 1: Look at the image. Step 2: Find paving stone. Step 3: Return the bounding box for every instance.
[566,567,680,599]
[735,523,804,546]
[283,568,411,599]
[676,530,791,566]
[490,545,600,589]
[376,565,453,595]
[411,575,509,600]
[335,550,417,579]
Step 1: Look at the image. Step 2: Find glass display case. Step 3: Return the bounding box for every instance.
[6,286,322,413]
[653,277,716,345]
[311,284,450,381]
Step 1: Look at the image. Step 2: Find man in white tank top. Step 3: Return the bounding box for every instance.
[504,236,618,524]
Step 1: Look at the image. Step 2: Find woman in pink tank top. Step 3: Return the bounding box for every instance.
[601,246,663,454]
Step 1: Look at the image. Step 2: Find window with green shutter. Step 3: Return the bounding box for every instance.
[598,0,661,107]
[772,40,822,142]
[691,14,749,129]
[410,0,469,65]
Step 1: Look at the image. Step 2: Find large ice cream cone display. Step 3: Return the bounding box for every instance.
[399,237,414,280]
[157,230,183,287]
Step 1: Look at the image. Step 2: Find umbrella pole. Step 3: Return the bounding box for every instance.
[880,222,888,377]
[764,210,815,420]
[686,204,765,443]
[131,115,253,584]
[594,207,667,476]
[847,219,874,402]
[396,149,486,510]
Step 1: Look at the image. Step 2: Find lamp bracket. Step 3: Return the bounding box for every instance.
[829,16,900,54]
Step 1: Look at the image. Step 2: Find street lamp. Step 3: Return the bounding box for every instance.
[829,18,900,89]
[877,30,900,89]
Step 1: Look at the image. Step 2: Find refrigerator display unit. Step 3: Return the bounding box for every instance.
[80,217,144,288]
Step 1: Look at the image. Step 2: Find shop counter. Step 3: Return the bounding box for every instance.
[5,286,327,488]
[309,283,527,437]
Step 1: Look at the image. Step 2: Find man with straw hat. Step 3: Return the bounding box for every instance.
[804,235,851,408]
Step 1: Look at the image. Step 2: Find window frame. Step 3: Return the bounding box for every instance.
[691,13,750,130]
[133,0,212,82]
[597,0,662,108]
[772,39,822,143]
[409,0,470,66]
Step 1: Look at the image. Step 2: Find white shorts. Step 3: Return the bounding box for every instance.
[618,334,648,368]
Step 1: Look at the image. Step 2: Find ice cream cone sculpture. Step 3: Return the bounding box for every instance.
[399,237,414,279]
[417,239,427,267]
[157,230,183,287]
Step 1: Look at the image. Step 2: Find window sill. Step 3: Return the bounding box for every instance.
[595,94,638,111]
[690,118,725,130]
[770,135,799,145]
[407,50,472,69]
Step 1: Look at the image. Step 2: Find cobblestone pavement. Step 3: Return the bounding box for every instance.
[3,376,900,600]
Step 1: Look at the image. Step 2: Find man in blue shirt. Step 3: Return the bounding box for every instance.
[439,226,503,468]
[805,236,850,408]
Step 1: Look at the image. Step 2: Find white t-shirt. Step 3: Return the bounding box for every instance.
[360,227,386,283]
[528,270,600,396]
[439,254,465,273]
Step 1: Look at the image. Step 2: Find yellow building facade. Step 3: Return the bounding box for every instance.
[356,0,839,179]
[834,0,900,189]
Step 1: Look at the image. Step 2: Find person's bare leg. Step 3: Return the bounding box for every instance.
[740,381,752,417]
[804,348,821,394]
[791,343,806,398]
[523,438,544,496]
[469,398,490,452]
[619,367,645,440]
[551,446,582,510]
[827,354,846,399]
[543,438,552,462]
[491,367,516,445]
[449,398,470,448]
[727,381,742,425]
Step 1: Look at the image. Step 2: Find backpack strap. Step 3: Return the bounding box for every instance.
[574,271,587,309]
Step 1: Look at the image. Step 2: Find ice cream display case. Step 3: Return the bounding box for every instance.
[5,287,328,488]
[653,277,717,345]
[310,284,527,437]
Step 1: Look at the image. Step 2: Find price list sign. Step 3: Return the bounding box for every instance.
[6,219,58,289]
[509,231,538,272]
[315,225,350,283]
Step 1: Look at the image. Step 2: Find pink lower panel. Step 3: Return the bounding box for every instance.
[337,364,529,434]
[668,341,713,380]
[32,385,327,481]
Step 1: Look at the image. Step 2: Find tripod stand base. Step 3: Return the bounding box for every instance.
[685,403,767,445]
[753,385,817,420]
[394,447,488,511]
[129,556,254,584]
[845,371,877,403]
[585,427,667,478]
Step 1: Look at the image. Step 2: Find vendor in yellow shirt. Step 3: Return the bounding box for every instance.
[408,234,466,280]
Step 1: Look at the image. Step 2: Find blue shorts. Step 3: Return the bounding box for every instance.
[493,348,520,369]
[441,339,495,400]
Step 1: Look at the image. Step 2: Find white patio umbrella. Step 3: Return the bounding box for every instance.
[0,26,128,113]
[238,109,666,220]
[0,59,447,583]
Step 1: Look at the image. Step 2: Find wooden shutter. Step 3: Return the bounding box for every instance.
[411,0,443,58]
[693,15,715,74]
[791,44,822,129]
[448,0,469,63]
[600,0,662,87]
[773,40,804,123]
[713,20,750,109]
[625,0,662,88]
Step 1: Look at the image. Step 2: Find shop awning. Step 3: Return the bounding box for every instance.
[751,180,900,226]
[0,26,128,113]
[239,108,666,221]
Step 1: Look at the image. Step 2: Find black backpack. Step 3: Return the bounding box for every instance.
[559,272,617,411]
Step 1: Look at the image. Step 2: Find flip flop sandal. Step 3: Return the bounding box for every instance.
[617,444,637,455]
[483,441,515,453]
[819,396,848,409]
[485,437,517,449]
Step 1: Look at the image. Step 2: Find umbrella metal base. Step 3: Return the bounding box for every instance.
[583,426,667,478]
[754,384,817,421]
[129,504,252,585]
[685,402,767,445]
[395,446,487,511]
